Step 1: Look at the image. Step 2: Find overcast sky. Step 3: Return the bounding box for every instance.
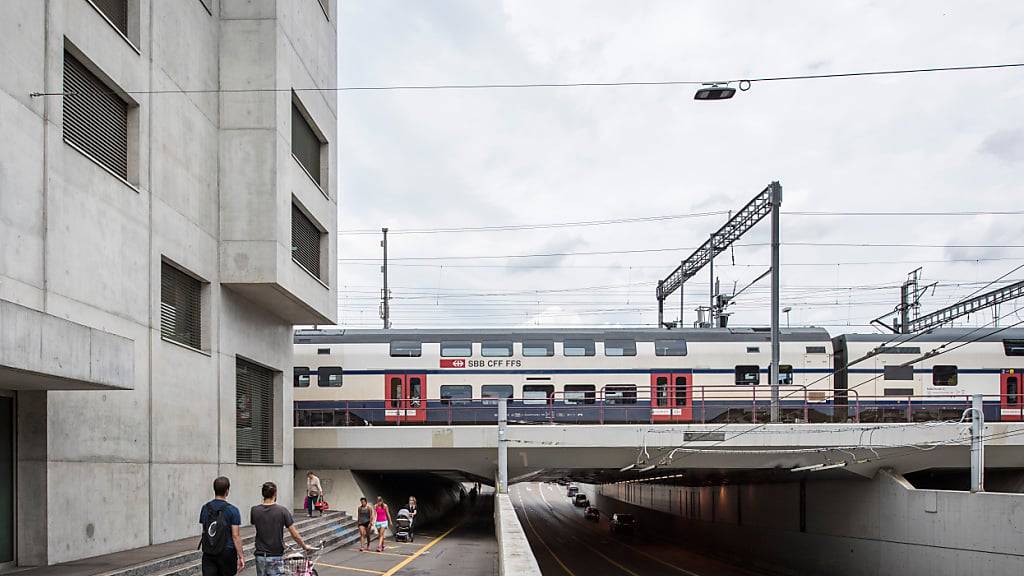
[334,1,1024,332]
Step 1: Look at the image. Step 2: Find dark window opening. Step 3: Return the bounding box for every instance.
[1008,376,1020,405]
[932,365,958,387]
[605,385,638,405]
[806,346,827,354]
[91,0,129,37]
[874,346,921,355]
[236,358,275,464]
[292,203,323,279]
[884,365,914,381]
[160,261,203,350]
[408,376,422,408]
[293,367,310,388]
[655,376,669,406]
[674,375,688,405]
[440,385,472,405]
[746,347,760,354]
[317,348,330,355]
[482,385,514,405]
[389,377,402,408]
[884,388,914,396]
[735,365,760,385]
[564,385,596,405]
[779,365,794,385]
[292,101,323,186]
[317,366,342,387]
[1004,340,1024,356]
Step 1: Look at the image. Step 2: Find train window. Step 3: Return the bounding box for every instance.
[294,367,310,388]
[884,365,914,381]
[654,376,669,406]
[563,339,595,357]
[523,384,554,405]
[735,365,760,385]
[605,385,637,404]
[522,340,554,357]
[390,340,422,357]
[564,385,596,405]
[441,341,473,357]
[779,365,794,385]
[1008,376,1019,405]
[746,347,760,354]
[389,377,402,408]
[884,388,914,396]
[481,341,513,357]
[874,346,921,355]
[317,366,343,387]
[1004,340,1024,356]
[654,340,687,356]
[674,375,688,405]
[440,385,472,405]
[317,348,330,355]
[604,339,637,357]
[482,385,514,405]
[806,346,827,354]
[933,365,958,387]
[408,376,423,408]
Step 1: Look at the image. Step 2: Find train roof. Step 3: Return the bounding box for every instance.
[294,326,832,344]
[835,328,1024,344]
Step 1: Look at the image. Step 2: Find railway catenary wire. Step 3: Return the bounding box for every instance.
[337,256,1024,269]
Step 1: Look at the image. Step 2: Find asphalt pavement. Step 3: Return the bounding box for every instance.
[512,482,768,576]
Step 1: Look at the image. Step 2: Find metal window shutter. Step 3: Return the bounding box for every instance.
[160,262,202,349]
[63,52,129,179]
[91,0,129,36]
[292,104,322,185]
[292,204,322,278]
[236,359,275,464]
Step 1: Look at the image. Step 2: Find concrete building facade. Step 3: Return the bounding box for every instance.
[0,0,338,566]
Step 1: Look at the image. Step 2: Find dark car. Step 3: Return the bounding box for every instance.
[567,486,579,498]
[610,513,636,535]
[584,506,600,521]
[573,493,589,508]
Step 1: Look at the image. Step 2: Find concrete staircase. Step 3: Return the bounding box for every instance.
[99,512,359,576]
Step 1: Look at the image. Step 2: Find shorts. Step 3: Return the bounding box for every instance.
[374,521,388,530]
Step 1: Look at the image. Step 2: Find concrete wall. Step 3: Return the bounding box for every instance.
[0,0,337,565]
[494,493,542,576]
[596,470,1024,576]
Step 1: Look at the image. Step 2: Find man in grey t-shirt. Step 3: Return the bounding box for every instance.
[251,482,315,576]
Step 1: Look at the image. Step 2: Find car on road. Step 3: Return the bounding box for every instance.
[610,513,636,535]
[567,485,579,497]
[584,506,600,521]
[573,493,589,508]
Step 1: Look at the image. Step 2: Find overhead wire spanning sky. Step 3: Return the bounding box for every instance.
[337,1,1024,330]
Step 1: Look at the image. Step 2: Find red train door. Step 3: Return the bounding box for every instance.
[651,372,693,422]
[384,373,427,423]
[1001,370,1022,422]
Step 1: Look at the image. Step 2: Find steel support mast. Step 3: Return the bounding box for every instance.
[769,182,782,423]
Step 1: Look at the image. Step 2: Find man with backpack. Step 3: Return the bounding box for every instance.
[199,477,244,576]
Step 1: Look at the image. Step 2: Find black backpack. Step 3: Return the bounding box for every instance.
[199,503,229,554]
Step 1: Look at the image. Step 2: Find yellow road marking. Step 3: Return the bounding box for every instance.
[381,523,460,576]
[514,487,576,576]
[318,562,385,575]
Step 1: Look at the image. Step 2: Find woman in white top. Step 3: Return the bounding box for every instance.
[306,471,323,517]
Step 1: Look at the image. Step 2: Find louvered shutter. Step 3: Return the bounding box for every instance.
[291,103,322,185]
[160,262,202,349]
[292,204,322,278]
[63,52,129,179]
[236,359,275,464]
[91,0,129,36]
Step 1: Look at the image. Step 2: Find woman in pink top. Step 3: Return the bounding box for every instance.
[373,497,392,552]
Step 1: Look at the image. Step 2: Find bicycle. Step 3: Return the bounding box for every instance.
[282,542,325,576]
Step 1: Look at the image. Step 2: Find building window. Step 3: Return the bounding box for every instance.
[63,51,130,180]
[604,385,637,405]
[564,385,596,405]
[440,385,472,405]
[522,340,554,357]
[481,341,513,357]
[563,339,595,357]
[482,385,514,405]
[292,202,324,280]
[292,101,324,187]
[160,261,203,350]
[933,365,958,387]
[317,366,342,387]
[236,358,275,464]
[390,341,422,357]
[654,340,687,357]
[604,339,636,357]
[735,365,760,385]
[523,385,554,405]
[293,367,310,388]
[441,341,473,357]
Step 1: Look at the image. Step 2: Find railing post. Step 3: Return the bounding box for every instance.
[448,400,453,426]
[751,386,757,424]
[906,397,912,423]
[803,389,809,423]
[701,387,706,424]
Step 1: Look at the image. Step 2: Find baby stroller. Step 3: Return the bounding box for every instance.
[394,508,414,542]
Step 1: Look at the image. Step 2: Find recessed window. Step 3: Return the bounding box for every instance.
[317,366,342,388]
[440,385,472,405]
[563,339,595,357]
[390,341,422,357]
[933,365,958,387]
[806,346,827,354]
[292,202,324,280]
[63,51,131,181]
[884,365,914,381]
[1004,340,1024,356]
[441,341,473,357]
[746,347,760,354]
[481,341,513,357]
[236,358,276,464]
[160,261,203,350]
[564,384,596,405]
[654,340,687,357]
[523,385,554,405]
[604,385,637,405]
[482,385,514,405]
[779,365,794,385]
[604,339,636,357]
[522,340,554,357]
[293,367,310,388]
[292,100,324,187]
[735,365,760,385]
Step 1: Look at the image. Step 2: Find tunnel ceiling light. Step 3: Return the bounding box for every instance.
[638,464,658,473]
[620,464,637,472]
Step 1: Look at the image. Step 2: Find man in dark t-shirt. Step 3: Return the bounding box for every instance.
[251,481,315,576]
[199,477,244,576]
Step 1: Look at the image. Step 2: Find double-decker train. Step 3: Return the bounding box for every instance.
[292,327,1024,425]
